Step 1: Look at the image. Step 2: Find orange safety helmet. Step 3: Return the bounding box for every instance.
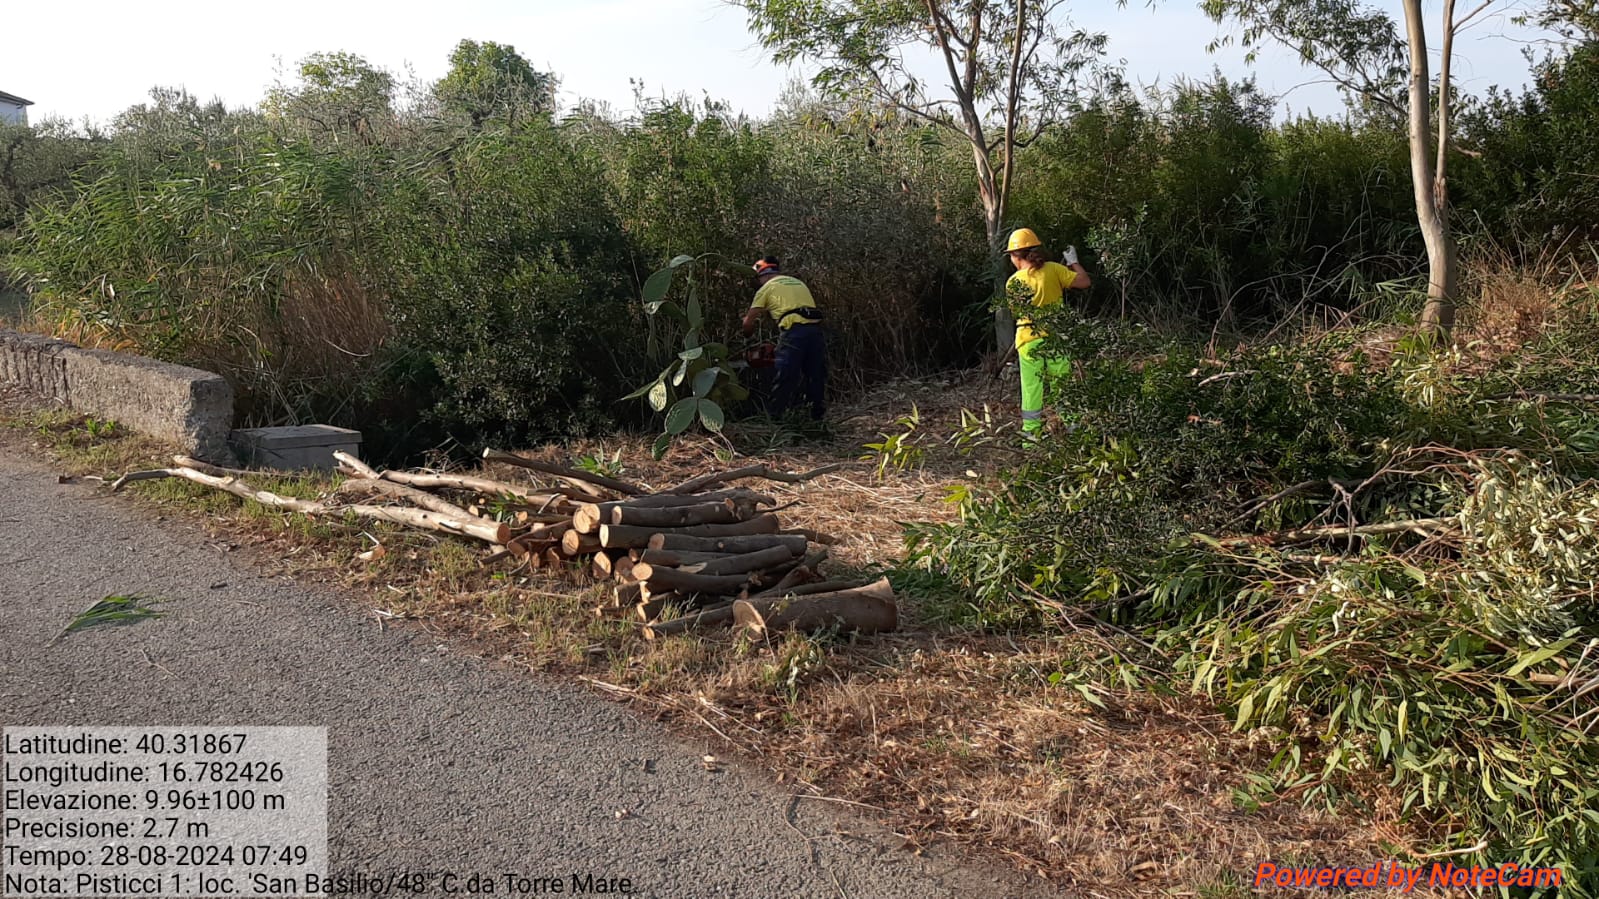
[752,256,780,276]
[1006,228,1043,252]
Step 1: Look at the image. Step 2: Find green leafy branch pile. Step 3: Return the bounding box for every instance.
[902,297,1599,886]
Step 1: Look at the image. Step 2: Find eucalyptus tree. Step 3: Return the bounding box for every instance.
[734,0,1107,351]
[1203,0,1514,337]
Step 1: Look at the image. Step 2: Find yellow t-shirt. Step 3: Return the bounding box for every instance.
[751,276,820,330]
[1007,261,1078,348]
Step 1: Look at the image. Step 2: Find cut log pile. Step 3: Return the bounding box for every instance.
[109,449,896,639]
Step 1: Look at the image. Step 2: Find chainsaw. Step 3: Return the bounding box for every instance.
[742,340,776,369]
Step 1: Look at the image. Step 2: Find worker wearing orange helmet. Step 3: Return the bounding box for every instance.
[1005,228,1091,436]
[742,256,827,420]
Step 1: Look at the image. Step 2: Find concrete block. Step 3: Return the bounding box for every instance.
[230,425,363,471]
[0,330,71,403]
[1,327,236,462]
[62,347,235,462]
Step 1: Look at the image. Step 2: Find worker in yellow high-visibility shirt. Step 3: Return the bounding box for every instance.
[742,255,827,420]
[1004,228,1091,436]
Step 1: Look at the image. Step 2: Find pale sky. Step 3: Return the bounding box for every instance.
[0,0,1557,126]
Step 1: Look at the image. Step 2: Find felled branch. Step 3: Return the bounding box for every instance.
[1207,516,1456,548]
[646,532,809,555]
[599,514,781,549]
[666,462,847,495]
[734,577,898,637]
[1488,391,1599,404]
[110,466,508,544]
[482,448,645,496]
[378,470,570,508]
[335,477,479,521]
[643,602,738,640]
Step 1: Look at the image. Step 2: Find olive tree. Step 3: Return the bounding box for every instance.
[734,0,1106,351]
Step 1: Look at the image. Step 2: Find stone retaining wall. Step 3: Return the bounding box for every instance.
[0,328,234,461]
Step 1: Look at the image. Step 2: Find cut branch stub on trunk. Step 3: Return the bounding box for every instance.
[524,520,571,543]
[647,532,809,555]
[734,577,897,637]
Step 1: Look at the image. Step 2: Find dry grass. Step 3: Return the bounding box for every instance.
[2,384,1448,897]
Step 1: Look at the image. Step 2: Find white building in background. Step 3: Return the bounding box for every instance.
[0,91,34,126]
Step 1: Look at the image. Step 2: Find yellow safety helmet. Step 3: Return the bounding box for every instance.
[1006,228,1042,252]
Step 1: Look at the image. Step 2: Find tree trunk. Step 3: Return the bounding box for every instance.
[592,550,629,579]
[636,549,737,567]
[733,577,897,637]
[633,545,795,581]
[572,502,622,534]
[646,532,809,555]
[988,212,1016,353]
[610,500,753,529]
[643,602,738,640]
[1401,0,1458,338]
[576,489,773,531]
[560,530,603,556]
[781,527,839,546]
[599,514,781,549]
[638,567,753,596]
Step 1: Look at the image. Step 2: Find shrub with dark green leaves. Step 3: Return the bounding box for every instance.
[362,124,641,450]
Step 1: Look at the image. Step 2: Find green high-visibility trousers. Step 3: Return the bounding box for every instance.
[1018,339,1070,434]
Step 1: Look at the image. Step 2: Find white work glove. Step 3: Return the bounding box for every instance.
[1062,245,1079,266]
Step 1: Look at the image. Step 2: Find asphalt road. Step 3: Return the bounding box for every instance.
[0,446,1054,898]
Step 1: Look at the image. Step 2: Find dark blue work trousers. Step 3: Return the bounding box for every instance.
[772,323,826,420]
